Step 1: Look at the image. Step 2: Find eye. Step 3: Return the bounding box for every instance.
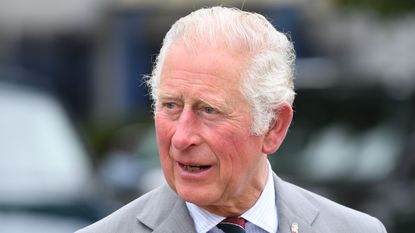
[159,101,182,119]
[203,106,216,114]
[198,105,222,121]
[160,101,181,113]
[165,102,176,109]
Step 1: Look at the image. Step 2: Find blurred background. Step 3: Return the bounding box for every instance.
[0,0,414,232]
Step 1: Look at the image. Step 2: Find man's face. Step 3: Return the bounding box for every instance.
[154,42,269,215]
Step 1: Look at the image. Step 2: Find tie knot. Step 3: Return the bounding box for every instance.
[217,217,246,233]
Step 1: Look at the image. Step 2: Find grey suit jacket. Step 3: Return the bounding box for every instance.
[76,173,387,233]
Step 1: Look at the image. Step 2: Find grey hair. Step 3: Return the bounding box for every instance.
[147,6,295,135]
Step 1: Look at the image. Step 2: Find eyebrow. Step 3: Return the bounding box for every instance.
[157,91,182,101]
[198,96,233,114]
[157,91,230,112]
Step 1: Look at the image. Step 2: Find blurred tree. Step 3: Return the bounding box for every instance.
[335,0,415,16]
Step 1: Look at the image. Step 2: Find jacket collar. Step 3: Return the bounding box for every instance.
[273,173,319,233]
[136,185,196,233]
[135,174,319,233]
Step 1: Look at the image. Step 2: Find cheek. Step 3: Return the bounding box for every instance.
[155,118,177,188]
[215,132,263,172]
[213,124,258,154]
[155,116,174,165]
[155,115,173,146]
[209,128,248,167]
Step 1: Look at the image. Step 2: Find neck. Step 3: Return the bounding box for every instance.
[201,158,269,216]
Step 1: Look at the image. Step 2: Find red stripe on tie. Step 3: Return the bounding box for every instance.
[217,217,246,232]
[222,218,246,228]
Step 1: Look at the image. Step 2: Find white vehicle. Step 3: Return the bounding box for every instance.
[0,81,102,233]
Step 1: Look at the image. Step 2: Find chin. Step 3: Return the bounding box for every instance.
[177,187,217,206]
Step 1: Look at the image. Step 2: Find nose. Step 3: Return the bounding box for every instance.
[171,108,202,151]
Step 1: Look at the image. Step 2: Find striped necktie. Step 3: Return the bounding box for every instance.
[217,217,246,233]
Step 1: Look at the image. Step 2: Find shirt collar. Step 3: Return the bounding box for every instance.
[186,160,278,233]
[241,160,278,233]
[186,202,224,233]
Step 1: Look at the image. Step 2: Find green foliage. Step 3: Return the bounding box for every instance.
[335,0,415,16]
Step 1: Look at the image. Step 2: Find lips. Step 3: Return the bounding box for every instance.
[179,163,212,172]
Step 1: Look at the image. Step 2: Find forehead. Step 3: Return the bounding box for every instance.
[159,42,249,96]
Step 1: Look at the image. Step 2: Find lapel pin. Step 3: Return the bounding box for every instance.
[291,222,299,233]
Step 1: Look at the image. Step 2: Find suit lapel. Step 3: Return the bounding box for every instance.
[152,197,196,233]
[273,173,318,233]
[277,205,316,233]
[136,185,196,233]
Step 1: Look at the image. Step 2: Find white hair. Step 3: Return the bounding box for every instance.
[147,6,295,135]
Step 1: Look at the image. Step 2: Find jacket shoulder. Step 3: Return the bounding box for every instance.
[279,178,387,233]
[75,185,173,233]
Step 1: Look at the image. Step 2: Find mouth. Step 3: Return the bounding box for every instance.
[179,163,212,172]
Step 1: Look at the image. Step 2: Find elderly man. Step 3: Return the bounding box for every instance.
[77,6,387,233]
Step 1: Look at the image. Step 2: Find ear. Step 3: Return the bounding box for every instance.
[262,102,293,154]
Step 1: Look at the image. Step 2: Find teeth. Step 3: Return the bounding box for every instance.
[184,165,202,171]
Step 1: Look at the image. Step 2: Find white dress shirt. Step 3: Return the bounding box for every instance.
[186,160,278,233]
